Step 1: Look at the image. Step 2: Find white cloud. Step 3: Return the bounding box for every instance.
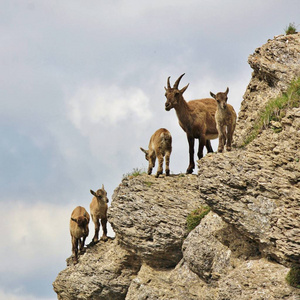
[0,202,71,275]
[0,201,114,277]
[0,290,55,300]
[66,84,152,134]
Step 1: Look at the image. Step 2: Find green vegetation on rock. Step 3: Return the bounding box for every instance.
[187,206,211,232]
[242,77,300,146]
[122,167,146,179]
[285,22,297,35]
[286,266,300,288]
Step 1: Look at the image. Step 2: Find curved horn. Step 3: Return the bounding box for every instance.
[225,87,229,95]
[167,76,171,89]
[173,73,185,89]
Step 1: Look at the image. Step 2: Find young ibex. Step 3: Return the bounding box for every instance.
[164,74,218,174]
[90,185,108,243]
[210,88,237,153]
[70,206,90,264]
[140,128,172,178]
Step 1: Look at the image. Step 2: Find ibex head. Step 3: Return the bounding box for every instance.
[140,147,149,161]
[164,73,189,111]
[90,184,109,203]
[210,87,229,110]
[71,215,88,227]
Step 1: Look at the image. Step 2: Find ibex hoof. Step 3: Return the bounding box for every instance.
[186,168,193,174]
[156,172,163,178]
[166,170,170,176]
[101,236,108,242]
[73,257,78,265]
[92,238,99,244]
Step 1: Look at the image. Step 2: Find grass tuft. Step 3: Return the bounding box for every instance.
[285,22,297,35]
[242,77,300,147]
[186,206,211,232]
[122,167,146,179]
[286,266,300,288]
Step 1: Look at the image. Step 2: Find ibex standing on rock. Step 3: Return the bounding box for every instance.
[210,87,237,153]
[90,185,108,243]
[140,128,172,177]
[70,206,90,264]
[164,73,218,174]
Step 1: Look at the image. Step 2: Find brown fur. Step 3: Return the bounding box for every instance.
[164,73,218,174]
[210,88,237,152]
[140,128,172,177]
[70,206,90,264]
[90,185,108,243]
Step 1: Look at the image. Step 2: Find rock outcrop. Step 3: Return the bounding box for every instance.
[234,32,300,147]
[53,34,300,299]
[109,174,202,268]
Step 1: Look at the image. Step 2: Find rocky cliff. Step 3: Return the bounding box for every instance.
[53,33,300,300]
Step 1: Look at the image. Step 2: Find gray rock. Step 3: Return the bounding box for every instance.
[53,239,140,300]
[234,32,300,148]
[198,106,300,265]
[182,212,260,282]
[108,174,203,268]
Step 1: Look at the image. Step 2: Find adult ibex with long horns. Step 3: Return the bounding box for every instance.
[164,73,218,174]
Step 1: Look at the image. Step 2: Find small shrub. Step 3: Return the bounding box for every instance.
[286,266,300,288]
[186,206,211,232]
[285,22,297,35]
[144,181,153,187]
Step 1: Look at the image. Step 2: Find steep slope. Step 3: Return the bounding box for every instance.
[234,32,300,147]
[53,34,300,300]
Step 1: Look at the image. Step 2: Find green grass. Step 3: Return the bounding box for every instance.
[122,167,146,179]
[242,77,300,147]
[186,206,211,232]
[286,266,300,288]
[285,22,297,35]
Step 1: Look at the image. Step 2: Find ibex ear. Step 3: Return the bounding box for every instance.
[210,92,216,99]
[140,147,147,154]
[102,184,104,190]
[90,189,96,196]
[225,87,229,95]
[180,84,189,94]
[164,86,167,91]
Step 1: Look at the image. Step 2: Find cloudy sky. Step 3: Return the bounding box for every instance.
[0,1,299,299]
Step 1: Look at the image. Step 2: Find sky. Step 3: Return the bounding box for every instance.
[0,1,299,299]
